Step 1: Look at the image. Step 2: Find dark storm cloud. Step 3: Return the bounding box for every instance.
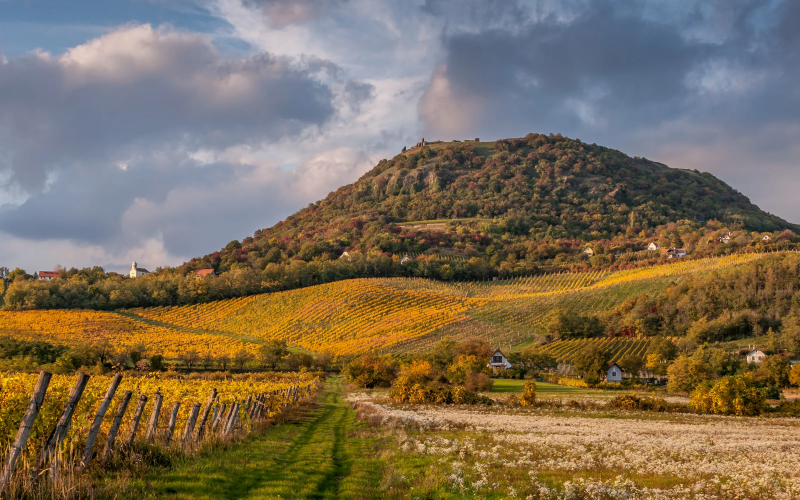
[421,0,800,138]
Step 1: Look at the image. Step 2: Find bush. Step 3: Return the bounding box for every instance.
[519,381,537,406]
[390,377,492,405]
[608,393,674,412]
[690,375,767,416]
[465,372,493,391]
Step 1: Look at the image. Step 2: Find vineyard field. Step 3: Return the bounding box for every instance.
[0,251,778,357]
[537,337,675,364]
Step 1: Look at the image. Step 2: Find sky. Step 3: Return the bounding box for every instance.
[0,0,798,273]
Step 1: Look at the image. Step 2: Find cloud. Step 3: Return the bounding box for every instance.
[0,23,375,263]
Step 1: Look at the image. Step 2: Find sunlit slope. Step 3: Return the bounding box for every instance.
[122,252,770,355]
[0,310,258,358]
[127,280,485,354]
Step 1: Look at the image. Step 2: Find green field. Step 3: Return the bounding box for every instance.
[491,379,602,397]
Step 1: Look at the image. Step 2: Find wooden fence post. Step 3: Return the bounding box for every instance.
[0,371,52,496]
[101,390,132,464]
[181,404,201,446]
[224,403,240,436]
[125,395,148,447]
[79,374,122,471]
[145,392,163,443]
[196,389,217,440]
[211,403,227,433]
[164,402,181,446]
[36,372,90,478]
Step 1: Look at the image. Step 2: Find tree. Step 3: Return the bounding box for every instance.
[573,345,611,385]
[666,350,714,393]
[233,349,253,371]
[690,375,766,416]
[181,349,199,371]
[755,355,790,388]
[544,308,603,340]
[149,354,165,371]
[789,364,800,388]
[453,339,493,360]
[648,337,678,362]
[217,354,231,371]
[618,354,644,376]
[342,354,396,388]
[517,346,557,373]
[258,339,290,370]
[446,355,485,385]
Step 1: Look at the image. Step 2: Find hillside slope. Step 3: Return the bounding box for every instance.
[189,133,797,274]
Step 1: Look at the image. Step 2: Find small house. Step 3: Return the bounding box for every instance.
[762,235,772,242]
[38,271,60,281]
[661,248,687,259]
[194,269,216,279]
[647,242,660,251]
[400,254,411,264]
[720,232,733,244]
[746,349,767,364]
[583,246,595,257]
[488,349,512,373]
[339,251,352,261]
[129,261,150,278]
[607,362,623,383]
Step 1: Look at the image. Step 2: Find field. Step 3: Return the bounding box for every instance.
[348,385,800,499]
[538,337,674,364]
[0,252,774,358]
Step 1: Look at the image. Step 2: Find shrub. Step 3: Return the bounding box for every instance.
[465,372,493,391]
[608,393,673,412]
[342,354,396,388]
[390,377,492,405]
[519,381,537,406]
[690,375,767,416]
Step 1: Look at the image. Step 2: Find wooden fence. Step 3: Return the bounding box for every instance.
[0,370,322,496]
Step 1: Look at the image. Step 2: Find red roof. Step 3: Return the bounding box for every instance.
[39,271,60,278]
[194,269,216,277]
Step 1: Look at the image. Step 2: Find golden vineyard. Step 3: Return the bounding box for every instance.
[0,252,772,357]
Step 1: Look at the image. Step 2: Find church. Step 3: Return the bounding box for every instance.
[129,261,150,278]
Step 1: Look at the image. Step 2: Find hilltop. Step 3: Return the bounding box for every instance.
[188,133,796,276]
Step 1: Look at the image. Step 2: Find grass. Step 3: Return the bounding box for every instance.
[491,379,602,397]
[127,377,381,500]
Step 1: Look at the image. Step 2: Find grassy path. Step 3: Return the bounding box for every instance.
[137,377,381,500]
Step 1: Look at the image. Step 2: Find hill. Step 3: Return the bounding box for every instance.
[188,133,797,277]
[5,251,794,364]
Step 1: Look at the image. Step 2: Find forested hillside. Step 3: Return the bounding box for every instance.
[2,133,798,310]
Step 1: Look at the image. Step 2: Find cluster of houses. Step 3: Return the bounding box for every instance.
[487,346,776,384]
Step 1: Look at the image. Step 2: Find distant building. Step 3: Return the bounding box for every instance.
[746,349,767,364]
[647,242,660,251]
[340,251,352,261]
[661,248,687,259]
[720,232,733,244]
[38,271,60,281]
[488,349,512,373]
[583,247,595,257]
[194,269,216,278]
[400,254,411,264]
[606,362,623,383]
[762,235,772,242]
[130,261,150,278]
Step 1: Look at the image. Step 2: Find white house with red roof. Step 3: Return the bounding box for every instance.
[38,270,60,281]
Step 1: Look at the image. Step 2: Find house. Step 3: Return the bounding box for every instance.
[488,349,512,373]
[339,251,352,261]
[746,349,767,364]
[720,232,733,244]
[583,246,595,257]
[194,269,216,279]
[129,261,150,278]
[38,271,60,281]
[606,362,623,383]
[762,235,772,242]
[400,254,411,264]
[647,242,660,251]
[661,248,687,259]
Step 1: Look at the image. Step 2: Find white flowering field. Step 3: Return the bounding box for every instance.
[350,394,800,499]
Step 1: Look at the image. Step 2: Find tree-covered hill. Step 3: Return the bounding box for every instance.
[190,133,797,273]
[3,133,799,311]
